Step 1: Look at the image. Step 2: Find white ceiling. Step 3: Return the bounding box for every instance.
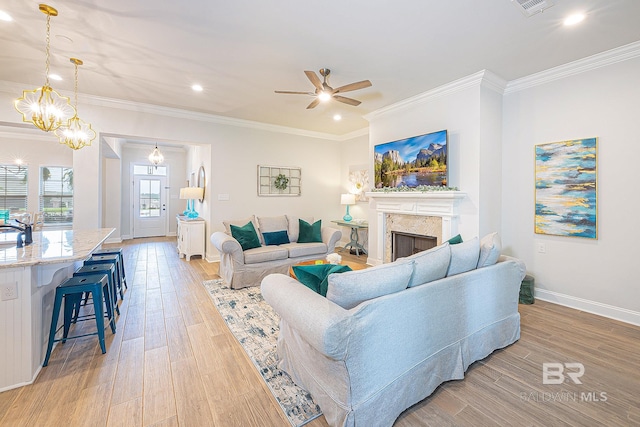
[1,0,640,136]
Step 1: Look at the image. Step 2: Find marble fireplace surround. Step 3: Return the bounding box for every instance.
[365,191,466,264]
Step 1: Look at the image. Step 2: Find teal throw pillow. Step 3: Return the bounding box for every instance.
[230,221,261,251]
[298,219,322,243]
[292,264,352,296]
[447,234,463,245]
[262,230,290,246]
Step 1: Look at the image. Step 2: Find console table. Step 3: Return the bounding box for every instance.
[176,216,205,261]
[331,220,368,256]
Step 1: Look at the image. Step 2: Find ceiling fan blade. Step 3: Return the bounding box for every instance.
[306,98,320,109]
[334,80,372,94]
[333,95,361,106]
[275,90,314,95]
[304,71,324,92]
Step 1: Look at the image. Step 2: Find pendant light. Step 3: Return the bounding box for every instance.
[148,144,164,168]
[14,4,75,132]
[54,58,96,150]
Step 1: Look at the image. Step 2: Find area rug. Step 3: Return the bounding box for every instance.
[203,279,323,427]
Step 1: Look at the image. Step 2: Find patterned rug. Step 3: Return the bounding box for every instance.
[203,279,323,427]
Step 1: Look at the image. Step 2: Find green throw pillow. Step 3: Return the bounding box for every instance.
[292,264,352,296]
[447,234,463,245]
[230,221,261,251]
[298,219,322,243]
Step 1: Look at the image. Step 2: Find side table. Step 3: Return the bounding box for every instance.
[331,220,368,256]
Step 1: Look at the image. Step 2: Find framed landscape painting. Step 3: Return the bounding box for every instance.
[535,137,597,239]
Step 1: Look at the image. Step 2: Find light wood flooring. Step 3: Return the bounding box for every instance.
[0,237,638,426]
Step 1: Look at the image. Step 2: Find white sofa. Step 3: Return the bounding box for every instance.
[261,233,526,427]
[211,214,341,289]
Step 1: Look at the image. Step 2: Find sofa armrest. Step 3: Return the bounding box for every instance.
[211,231,244,264]
[261,273,351,360]
[498,255,527,281]
[321,226,342,252]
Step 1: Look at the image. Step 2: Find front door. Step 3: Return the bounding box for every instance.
[133,172,167,238]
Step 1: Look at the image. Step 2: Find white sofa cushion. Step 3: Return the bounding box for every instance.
[406,242,451,287]
[447,237,479,276]
[243,245,288,264]
[286,215,314,243]
[477,232,502,268]
[257,215,289,234]
[281,242,327,258]
[326,258,414,309]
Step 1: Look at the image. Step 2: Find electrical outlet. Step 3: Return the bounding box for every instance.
[537,243,546,254]
[1,283,18,301]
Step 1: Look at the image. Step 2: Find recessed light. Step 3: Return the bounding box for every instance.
[48,74,62,81]
[0,11,12,22]
[192,84,203,92]
[333,114,342,121]
[564,13,585,26]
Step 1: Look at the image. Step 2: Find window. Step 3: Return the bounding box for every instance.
[0,165,28,213]
[133,165,167,176]
[40,167,73,225]
[139,178,161,217]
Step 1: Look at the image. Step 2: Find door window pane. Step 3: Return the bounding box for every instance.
[139,179,161,217]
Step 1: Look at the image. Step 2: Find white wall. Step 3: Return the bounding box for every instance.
[338,134,370,247]
[502,55,640,322]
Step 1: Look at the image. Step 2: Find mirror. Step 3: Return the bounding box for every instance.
[197,166,205,202]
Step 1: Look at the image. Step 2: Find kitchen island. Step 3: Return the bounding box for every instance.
[0,228,114,392]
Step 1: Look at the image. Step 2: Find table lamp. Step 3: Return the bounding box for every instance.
[179,187,204,219]
[341,193,356,222]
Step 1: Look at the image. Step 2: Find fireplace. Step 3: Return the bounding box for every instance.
[365,191,466,265]
[392,231,437,261]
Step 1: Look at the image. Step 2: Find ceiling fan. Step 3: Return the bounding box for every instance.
[275,68,372,109]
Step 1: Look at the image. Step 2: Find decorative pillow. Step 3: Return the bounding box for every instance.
[262,230,290,246]
[292,264,352,297]
[326,258,414,309]
[447,234,463,245]
[298,219,322,243]
[477,232,501,268]
[229,221,261,251]
[447,237,480,276]
[223,216,259,236]
[286,216,314,243]
[406,242,451,287]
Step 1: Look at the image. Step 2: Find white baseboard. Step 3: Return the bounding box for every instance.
[535,289,640,327]
[167,232,176,237]
[206,252,220,263]
[105,237,123,245]
[121,234,132,240]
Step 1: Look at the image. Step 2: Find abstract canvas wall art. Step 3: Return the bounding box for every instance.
[535,138,597,239]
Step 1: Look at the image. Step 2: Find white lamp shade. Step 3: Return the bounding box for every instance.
[340,193,356,205]
[180,187,203,199]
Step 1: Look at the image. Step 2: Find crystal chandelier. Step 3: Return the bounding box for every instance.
[148,144,164,168]
[54,58,96,150]
[14,4,75,132]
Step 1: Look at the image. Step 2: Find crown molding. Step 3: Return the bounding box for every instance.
[505,40,640,94]
[364,70,504,122]
[0,80,367,142]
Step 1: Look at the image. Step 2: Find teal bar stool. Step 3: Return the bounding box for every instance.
[43,273,115,367]
[86,254,124,300]
[92,248,127,292]
[74,263,120,319]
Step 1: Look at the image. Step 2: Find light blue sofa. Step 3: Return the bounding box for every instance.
[261,233,526,427]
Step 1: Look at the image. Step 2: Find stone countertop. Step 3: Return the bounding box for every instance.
[0,228,115,268]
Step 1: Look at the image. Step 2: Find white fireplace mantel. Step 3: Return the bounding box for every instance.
[365,191,466,264]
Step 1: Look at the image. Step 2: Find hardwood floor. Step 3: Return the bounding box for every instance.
[0,237,638,426]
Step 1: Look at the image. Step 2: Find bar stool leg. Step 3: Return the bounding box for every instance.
[43,290,64,367]
[91,285,107,354]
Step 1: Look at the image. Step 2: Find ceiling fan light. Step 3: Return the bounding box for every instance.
[318,91,331,102]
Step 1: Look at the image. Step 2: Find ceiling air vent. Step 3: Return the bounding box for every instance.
[512,0,555,17]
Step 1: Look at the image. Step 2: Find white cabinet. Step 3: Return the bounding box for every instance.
[176,216,205,261]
